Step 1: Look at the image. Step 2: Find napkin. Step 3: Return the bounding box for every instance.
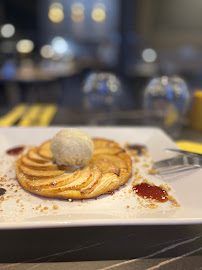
[176,140,202,154]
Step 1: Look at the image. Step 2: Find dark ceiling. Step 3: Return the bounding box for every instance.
[2,0,37,30]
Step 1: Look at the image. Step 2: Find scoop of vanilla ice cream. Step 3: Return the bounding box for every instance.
[50,129,94,166]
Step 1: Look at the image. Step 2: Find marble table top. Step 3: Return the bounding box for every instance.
[1,224,202,269]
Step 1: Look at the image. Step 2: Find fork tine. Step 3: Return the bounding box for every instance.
[157,164,187,173]
[153,155,202,170]
[158,165,198,175]
[153,156,185,169]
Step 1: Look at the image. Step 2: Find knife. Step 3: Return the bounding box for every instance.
[166,148,202,158]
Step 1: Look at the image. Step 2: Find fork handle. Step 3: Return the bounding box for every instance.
[153,155,202,169]
[166,148,202,158]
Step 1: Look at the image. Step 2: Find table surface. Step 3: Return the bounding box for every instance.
[1,107,202,270]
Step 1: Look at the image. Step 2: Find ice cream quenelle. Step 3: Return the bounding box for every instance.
[50,129,94,166]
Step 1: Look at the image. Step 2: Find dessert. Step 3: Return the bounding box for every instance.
[15,133,132,200]
[50,129,94,166]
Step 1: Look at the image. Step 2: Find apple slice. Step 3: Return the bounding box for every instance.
[88,172,119,198]
[28,148,50,163]
[18,169,81,189]
[18,161,65,178]
[21,155,58,170]
[93,147,124,156]
[93,138,120,149]
[90,159,120,175]
[38,167,92,193]
[118,152,132,171]
[38,140,53,159]
[92,154,128,170]
[32,188,82,200]
[80,166,102,193]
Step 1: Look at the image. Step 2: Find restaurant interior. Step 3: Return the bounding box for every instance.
[1,0,202,138]
[1,1,202,270]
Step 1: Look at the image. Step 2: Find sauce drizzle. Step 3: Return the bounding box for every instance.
[0,188,6,196]
[6,146,24,156]
[133,182,168,202]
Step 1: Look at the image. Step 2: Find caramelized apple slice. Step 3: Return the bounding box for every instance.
[80,166,102,193]
[93,147,124,156]
[16,165,82,199]
[92,154,128,170]
[93,138,120,149]
[21,156,58,170]
[118,152,132,171]
[34,188,82,199]
[54,167,102,198]
[37,167,91,193]
[27,148,50,163]
[38,140,53,159]
[88,173,119,198]
[18,161,65,178]
[18,169,81,189]
[90,159,120,175]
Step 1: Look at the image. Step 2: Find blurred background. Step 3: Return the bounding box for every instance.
[0,0,202,134]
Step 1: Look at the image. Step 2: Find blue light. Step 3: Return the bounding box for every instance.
[2,61,16,79]
[51,37,69,55]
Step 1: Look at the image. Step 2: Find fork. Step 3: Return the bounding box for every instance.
[153,150,202,175]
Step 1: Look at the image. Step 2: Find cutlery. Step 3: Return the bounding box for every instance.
[166,148,202,158]
[153,149,202,174]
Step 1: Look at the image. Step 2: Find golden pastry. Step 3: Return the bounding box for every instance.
[16,137,132,200]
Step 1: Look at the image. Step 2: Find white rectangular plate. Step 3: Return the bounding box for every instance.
[0,126,201,229]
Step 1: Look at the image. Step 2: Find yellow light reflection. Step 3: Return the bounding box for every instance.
[48,2,64,23]
[48,8,64,23]
[71,2,85,23]
[91,4,106,23]
[16,40,34,54]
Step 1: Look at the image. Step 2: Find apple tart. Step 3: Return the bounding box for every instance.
[16,138,132,200]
